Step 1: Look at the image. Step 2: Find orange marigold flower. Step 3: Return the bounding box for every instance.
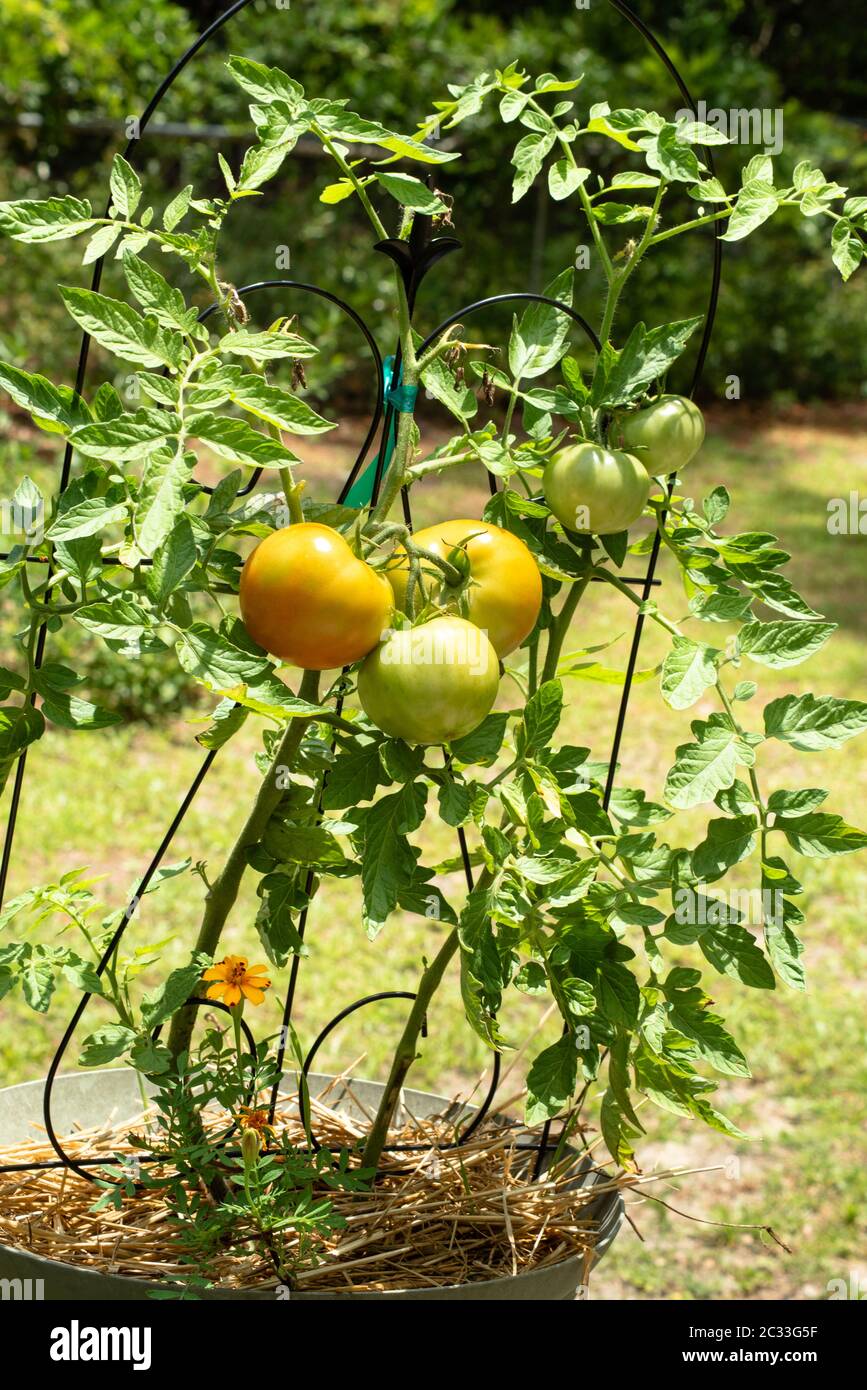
[238,1106,277,1149]
[202,954,271,1007]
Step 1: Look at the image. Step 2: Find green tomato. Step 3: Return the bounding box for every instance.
[357,615,500,746]
[614,395,705,475]
[543,443,650,536]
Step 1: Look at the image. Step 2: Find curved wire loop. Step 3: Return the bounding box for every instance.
[44,997,258,1187]
[416,293,602,360]
[295,993,502,1157]
[192,279,385,496]
[0,0,723,1191]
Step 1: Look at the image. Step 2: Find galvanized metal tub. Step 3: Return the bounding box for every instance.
[0,1070,622,1300]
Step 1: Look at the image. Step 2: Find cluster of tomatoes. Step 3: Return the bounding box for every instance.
[239,395,704,746]
[543,394,704,535]
[240,517,541,744]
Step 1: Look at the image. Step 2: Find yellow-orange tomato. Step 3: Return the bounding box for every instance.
[239,523,392,670]
[386,519,542,657]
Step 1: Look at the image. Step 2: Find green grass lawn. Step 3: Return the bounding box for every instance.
[1,403,866,1299]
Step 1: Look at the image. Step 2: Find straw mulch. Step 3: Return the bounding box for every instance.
[0,1080,625,1293]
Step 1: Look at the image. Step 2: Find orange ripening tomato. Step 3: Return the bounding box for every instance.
[386,519,542,657]
[239,523,393,670]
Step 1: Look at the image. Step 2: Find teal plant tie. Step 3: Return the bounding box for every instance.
[344,355,418,507]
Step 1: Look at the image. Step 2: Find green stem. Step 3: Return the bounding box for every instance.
[232,1007,245,1092]
[591,565,681,637]
[500,387,519,444]
[279,468,304,525]
[406,449,475,479]
[360,924,462,1170]
[166,669,321,1060]
[648,206,732,246]
[20,565,43,682]
[416,326,462,374]
[404,538,464,589]
[519,89,615,284]
[598,181,666,350]
[368,403,418,524]
[541,574,592,683]
[527,633,540,696]
[311,125,388,241]
[715,676,766,815]
[578,180,615,282]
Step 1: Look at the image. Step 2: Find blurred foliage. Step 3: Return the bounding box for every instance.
[48,630,201,724]
[0,420,199,722]
[0,0,865,402]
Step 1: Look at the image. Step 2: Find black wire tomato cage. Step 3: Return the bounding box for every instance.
[0,0,723,1187]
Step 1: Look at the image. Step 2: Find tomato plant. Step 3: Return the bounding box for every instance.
[1,49,866,1273]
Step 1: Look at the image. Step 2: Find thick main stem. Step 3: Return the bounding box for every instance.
[361,925,461,1170]
[368,394,418,524]
[167,669,321,1060]
[541,574,592,684]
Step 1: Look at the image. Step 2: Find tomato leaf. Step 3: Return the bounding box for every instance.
[508,268,574,380]
[449,712,509,766]
[596,316,703,408]
[782,813,867,858]
[375,172,446,215]
[0,362,91,435]
[360,784,427,935]
[721,178,780,241]
[664,713,758,809]
[0,707,45,795]
[763,694,867,751]
[79,1024,137,1067]
[692,815,758,881]
[0,195,95,242]
[739,619,836,669]
[186,413,302,468]
[660,636,720,710]
[525,1035,578,1125]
